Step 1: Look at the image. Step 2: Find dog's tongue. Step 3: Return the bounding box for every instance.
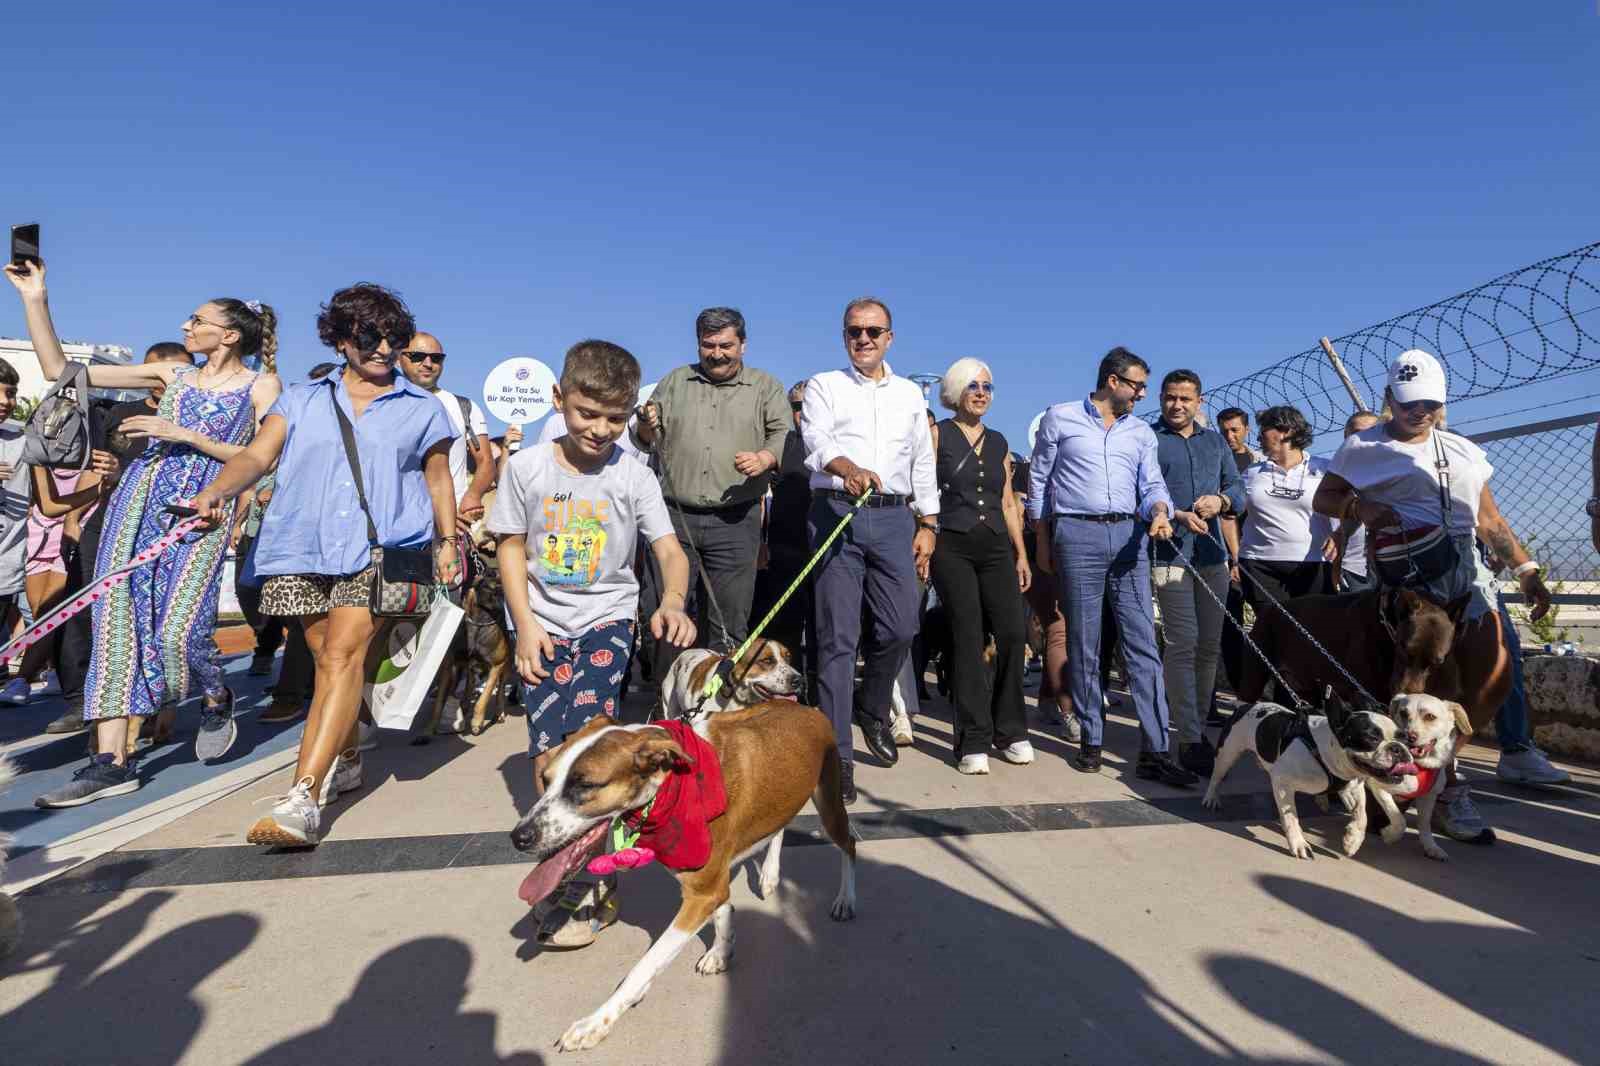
[517,822,608,907]
[1393,762,1419,777]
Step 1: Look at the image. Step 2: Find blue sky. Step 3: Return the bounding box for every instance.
[2,2,1596,447]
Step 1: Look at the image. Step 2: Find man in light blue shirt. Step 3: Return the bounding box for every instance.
[1027,347,1197,786]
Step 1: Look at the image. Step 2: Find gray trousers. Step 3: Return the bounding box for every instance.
[664,498,762,655]
[810,497,918,760]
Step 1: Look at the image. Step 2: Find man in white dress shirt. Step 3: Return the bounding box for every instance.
[802,297,938,803]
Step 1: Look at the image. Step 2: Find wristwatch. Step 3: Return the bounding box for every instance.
[1586,497,1600,518]
[917,518,939,533]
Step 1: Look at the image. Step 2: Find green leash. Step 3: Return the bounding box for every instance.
[700,488,872,701]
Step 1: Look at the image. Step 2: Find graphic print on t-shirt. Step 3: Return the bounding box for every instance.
[538,491,611,587]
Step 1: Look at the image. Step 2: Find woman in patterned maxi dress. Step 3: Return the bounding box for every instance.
[5,258,283,809]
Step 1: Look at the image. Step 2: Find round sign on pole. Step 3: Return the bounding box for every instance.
[1028,409,1046,451]
[483,357,558,426]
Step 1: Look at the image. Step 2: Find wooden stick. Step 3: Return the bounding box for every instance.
[1319,337,1369,413]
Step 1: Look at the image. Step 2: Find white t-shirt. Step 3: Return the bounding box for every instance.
[536,412,642,458]
[433,388,490,499]
[1327,426,1490,537]
[487,442,673,637]
[1239,454,1335,563]
[0,424,29,595]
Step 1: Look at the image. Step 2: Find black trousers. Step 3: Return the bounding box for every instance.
[1239,559,1335,622]
[236,536,287,660]
[57,511,102,713]
[929,526,1028,756]
[659,498,762,670]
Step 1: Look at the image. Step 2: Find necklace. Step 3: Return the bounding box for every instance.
[195,363,248,391]
[1267,453,1309,500]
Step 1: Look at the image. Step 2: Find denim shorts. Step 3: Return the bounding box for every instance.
[524,618,635,755]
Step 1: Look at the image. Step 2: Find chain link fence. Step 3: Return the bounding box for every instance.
[1469,411,1596,586]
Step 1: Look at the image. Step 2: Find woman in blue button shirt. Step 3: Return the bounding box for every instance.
[194,283,460,848]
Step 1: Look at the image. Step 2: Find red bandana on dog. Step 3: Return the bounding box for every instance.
[621,720,727,871]
[1396,766,1440,803]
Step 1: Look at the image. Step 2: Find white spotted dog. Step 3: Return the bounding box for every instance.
[1203,697,1421,860]
[1373,693,1473,861]
[0,757,19,959]
[510,704,856,1052]
[659,639,802,721]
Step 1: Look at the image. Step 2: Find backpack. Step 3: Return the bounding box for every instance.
[455,394,480,472]
[22,362,96,470]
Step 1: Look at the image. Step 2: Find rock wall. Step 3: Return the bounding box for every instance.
[1521,654,1600,764]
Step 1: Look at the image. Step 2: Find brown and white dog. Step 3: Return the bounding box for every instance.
[509,703,856,1052]
[659,639,802,720]
[1371,693,1473,861]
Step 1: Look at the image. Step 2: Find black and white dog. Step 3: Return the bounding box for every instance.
[1202,698,1420,860]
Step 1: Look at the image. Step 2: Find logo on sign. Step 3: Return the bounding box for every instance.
[516,368,529,381]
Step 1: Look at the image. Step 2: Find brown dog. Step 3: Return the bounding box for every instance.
[424,522,512,737]
[1237,587,1468,707]
[509,703,856,1051]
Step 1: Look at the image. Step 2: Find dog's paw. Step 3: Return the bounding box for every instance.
[1287,837,1314,860]
[1422,841,1449,862]
[829,894,856,922]
[1200,790,1222,811]
[557,1010,618,1052]
[1381,823,1405,846]
[1341,829,1365,857]
[694,949,731,976]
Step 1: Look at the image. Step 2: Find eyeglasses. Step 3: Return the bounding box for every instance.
[1393,398,1442,413]
[845,325,890,340]
[402,350,447,365]
[185,314,228,330]
[965,381,994,395]
[1113,374,1149,395]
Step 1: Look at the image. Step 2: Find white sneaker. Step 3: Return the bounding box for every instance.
[1059,714,1083,744]
[890,710,914,746]
[358,720,378,752]
[1496,746,1569,786]
[316,751,364,808]
[247,777,320,846]
[0,677,31,705]
[1000,740,1035,765]
[957,753,990,775]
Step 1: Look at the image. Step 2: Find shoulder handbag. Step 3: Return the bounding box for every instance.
[331,393,438,617]
[1372,432,1460,588]
[22,362,96,469]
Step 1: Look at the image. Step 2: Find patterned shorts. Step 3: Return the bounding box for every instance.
[260,567,376,617]
[525,618,635,755]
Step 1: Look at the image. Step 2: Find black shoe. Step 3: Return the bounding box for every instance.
[45,706,89,734]
[853,710,899,766]
[1137,752,1199,788]
[840,760,857,806]
[1178,739,1216,777]
[1072,744,1103,773]
[247,655,274,677]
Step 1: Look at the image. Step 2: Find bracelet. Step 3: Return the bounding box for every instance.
[1512,560,1541,578]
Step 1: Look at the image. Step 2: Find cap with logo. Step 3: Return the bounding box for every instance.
[1387,348,1447,405]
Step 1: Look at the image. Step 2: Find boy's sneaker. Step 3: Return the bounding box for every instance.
[358,720,378,752]
[316,752,364,808]
[957,753,990,775]
[195,690,237,762]
[35,755,139,808]
[247,777,320,846]
[1,677,31,705]
[1496,746,1570,787]
[537,875,619,949]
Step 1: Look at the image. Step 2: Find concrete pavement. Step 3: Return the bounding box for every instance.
[2,665,1597,1065]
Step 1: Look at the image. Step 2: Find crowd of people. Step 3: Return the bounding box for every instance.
[0,260,1577,944]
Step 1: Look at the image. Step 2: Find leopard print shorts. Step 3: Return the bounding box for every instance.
[260,567,375,616]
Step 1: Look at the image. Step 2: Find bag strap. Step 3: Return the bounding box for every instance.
[329,389,381,548]
[938,420,985,493]
[1432,432,1452,519]
[455,395,479,449]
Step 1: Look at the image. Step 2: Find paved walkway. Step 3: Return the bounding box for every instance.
[2,657,1597,1065]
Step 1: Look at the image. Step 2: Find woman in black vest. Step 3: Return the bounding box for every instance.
[930,358,1032,774]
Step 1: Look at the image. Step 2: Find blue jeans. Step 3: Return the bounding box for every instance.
[1051,516,1170,752]
[1495,597,1530,752]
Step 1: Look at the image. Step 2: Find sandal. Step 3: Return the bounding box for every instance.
[536,875,619,950]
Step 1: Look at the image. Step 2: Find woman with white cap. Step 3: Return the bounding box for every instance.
[1314,347,1562,841]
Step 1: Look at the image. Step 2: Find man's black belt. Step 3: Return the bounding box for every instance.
[813,489,911,508]
[665,497,758,516]
[1059,512,1137,523]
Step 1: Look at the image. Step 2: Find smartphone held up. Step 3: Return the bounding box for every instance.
[10,224,40,271]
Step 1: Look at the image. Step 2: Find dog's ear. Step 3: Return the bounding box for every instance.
[1448,701,1474,739]
[1445,594,1472,628]
[634,736,693,776]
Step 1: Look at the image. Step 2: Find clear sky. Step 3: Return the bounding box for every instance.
[3,1,1596,447]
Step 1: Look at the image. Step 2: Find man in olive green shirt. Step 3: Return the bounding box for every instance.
[636,307,790,657]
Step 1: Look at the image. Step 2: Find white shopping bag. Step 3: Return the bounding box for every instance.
[364,596,464,731]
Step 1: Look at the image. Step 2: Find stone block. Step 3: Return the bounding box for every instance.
[1522,654,1600,762]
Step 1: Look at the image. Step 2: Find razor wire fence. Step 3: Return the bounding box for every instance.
[1468,411,1597,588]
[1205,241,1600,435]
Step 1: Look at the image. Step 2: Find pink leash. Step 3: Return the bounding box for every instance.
[0,510,205,664]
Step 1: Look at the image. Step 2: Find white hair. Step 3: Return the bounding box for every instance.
[939,357,992,411]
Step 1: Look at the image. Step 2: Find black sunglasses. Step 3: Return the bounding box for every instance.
[401,350,447,365]
[790,401,804,412]
[845,325,889,340]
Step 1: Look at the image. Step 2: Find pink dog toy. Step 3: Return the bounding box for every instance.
[586,846,657,876]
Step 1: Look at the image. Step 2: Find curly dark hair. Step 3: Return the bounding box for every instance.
[1255,404,1313,450]
[315,283,416,356]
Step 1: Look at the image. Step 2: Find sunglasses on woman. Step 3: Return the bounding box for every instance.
[965,381,994,395]
[1393,398,1441,413]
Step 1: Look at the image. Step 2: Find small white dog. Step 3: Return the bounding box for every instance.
[1203,699,1421,859]
[1373,693,1473,861]
[0,757,19,958]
